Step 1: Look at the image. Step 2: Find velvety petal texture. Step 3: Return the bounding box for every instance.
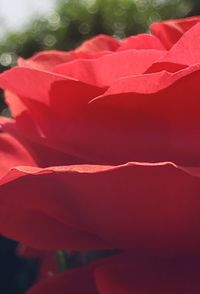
[0,15,200,294]
[1,162,200,255]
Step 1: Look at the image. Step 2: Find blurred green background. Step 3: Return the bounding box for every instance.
[0,0,199,292]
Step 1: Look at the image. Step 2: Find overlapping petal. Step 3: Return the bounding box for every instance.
[75,34,120,53]
[1,162,200,254]
[25,252,200,294]
[151,22,200,67]
[0,116,37,177]
[1,16,200,294]
[151,16,200,49]
[1,57,200,165]
[0,67,104,155]
[53,49,165,87]
[18,34,120,71]
[28,264,98,294]
[59,64,200,165]
[0,116,85,176]
[95,253,200,294]
[117,34,166,51]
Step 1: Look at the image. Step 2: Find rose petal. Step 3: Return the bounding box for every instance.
[17,34,120,72]
[118,34,166,51]
[53,49,165,87]
[27,265,98,294]
[95,253,200,294]
[1,163,200,254]
[18,49,112,71]
[151,22,200,66]
[3,64,200,165]
[0,66,103,107]
[0,67,104,150]
[58,64,200,165]
[145,61,188,74]
[151,16,200,49]
[18,50,72,71]
[0,116,84,173]
[0,117,38,177]
[75,34,120,52]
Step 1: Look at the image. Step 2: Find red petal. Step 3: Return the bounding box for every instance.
[75,34,120,52]
[151,16,200,49]
[53,49,165,87]
[152,22,200,66]
[0,117,37,177]
[0,66,102,107]
[60,64,200,165]
[1,163,200,254]
[18,49,112,71]
[118,34,166,51]
[0,67,104,152]
[18,50,72,71]
[0,116,84,171]
[28,265,98,294]
[2,64,200,166]
[95,253,200,294]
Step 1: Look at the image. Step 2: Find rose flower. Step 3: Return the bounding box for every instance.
[0,16,200,293]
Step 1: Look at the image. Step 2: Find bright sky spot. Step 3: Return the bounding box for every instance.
[0,0,57,38]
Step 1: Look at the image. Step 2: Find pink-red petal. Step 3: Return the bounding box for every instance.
[75,34,120,53]
[59,64,200,165]
[53,49,165,87]
[0,117,38,177]
[118,34,166,51]
[150,16,200,49]
[18,50,73,71]
[1,163,200,254]
[152,22,200,66]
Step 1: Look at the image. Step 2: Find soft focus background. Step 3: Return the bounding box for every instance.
[0,0,200,292]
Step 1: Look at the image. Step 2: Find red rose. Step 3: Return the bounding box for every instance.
[1,16,200,293]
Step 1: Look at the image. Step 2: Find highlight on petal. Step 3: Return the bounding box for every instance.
[0,66,104,113]
[53,49,165,87]
[95,63,200,96]
[0,66,79,105]
[1,162,200,254]
[18,49,112,71]
[150,16,200,49]
[17,34,121,72]
[152,22,200,66]
[75,34,120,53]
[3,64,200,166]
[117,34,166,51]
[0,66,104,150]
[18,50,72,71]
